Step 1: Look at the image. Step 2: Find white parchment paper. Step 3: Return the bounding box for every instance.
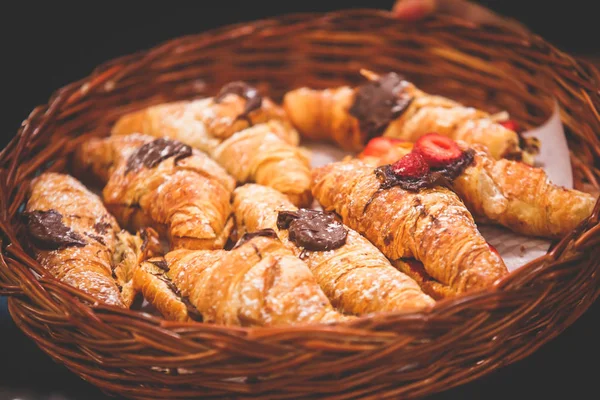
[306,102,569,272]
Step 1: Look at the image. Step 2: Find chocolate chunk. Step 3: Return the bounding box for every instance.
[214,81,263,121]
[277,209,347,251]
[233,229,279,249]
[125,138,192,174]
[376,149,475,192]
[24,209,87,250]
[349,72,413,141]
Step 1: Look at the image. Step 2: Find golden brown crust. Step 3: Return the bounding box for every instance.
[311,160,508,295]
[111,95,299,154]
[165,236,350,326]
[359,142,598,239]
[455,144,597,238]
[283,75,536,163]
[75,135,236,250]
[25,173,126,307]
[213,121,313,207]
[133,258,191,322]
[232,184,435,314]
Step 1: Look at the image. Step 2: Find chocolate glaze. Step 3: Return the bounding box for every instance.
[348,72,413,141]
[375,149,476,192]
[277,209,348,251]
[24,209,87,250]
[233,228,279,249]
[125,138,192,174]
[149,259,169,272]
[214,81,263,121]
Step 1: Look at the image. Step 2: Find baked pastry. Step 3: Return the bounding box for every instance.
[212,121,312,206]
[142,231,350,326]
[111,82,312,206]
[232,184,435,314]
[24,172,145,307]
[283,69,539,164]
[112,81,299,153]
[358,135,598,239]
[311,159,508,297]
[73,134,235,250]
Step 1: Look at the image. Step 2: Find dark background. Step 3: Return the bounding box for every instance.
[1,1,599,399]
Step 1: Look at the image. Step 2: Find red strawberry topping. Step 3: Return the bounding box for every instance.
[499,119,521,133]
[362,137,406,157]
[488,242,500,258]
[414,133,463,168]
[391,152,430,178]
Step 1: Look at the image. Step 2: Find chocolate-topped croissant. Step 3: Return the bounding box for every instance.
[24,172,146,307]
[284,70,539,164]
[311,159,508,297]
[233,184,435,314]
[112,82,299,153]
[110,82,313,206]
[358,136,598,239]
[141,231,351,326]
[73,134,235,250]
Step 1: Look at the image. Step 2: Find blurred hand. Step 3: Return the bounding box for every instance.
[391,0,530,35]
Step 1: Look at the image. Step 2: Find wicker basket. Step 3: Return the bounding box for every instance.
[1,9,599,400]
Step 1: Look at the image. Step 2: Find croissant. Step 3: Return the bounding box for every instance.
[311,160,508,296]
[157,231,350,326]
[212,121,313,206]
[283,70,538,164]
[112,81,299,154]
[358,138,598,239]
[24,172,140,307]
[111,83,312,206]
[73,134,235,250]
[232,184,435,314]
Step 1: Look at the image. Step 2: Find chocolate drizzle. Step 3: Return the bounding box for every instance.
[349,72,413,141]
[277,209,348,251]
[24,209,87,250]
[376,149,476,192]
[233,229,279,249]
[214,81,263,122]
[125,138,192,174]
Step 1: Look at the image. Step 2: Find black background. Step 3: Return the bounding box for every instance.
[1,1,599,399]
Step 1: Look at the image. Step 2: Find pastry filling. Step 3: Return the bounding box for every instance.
[348,72,413,141]
[125,138,192,174]
[215,81,263,120]
[376,148,475,191]
[24,209,87,250]
[277,209,348,251]
[148,259,203,322]
[233,228,279,249]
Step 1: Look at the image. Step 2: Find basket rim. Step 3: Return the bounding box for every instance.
[2,8,600,335]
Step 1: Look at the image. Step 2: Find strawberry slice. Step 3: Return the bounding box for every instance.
[499,119,521,133]
[414,133,463,168]
[361,137,406,158]
[391,152,430,178]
